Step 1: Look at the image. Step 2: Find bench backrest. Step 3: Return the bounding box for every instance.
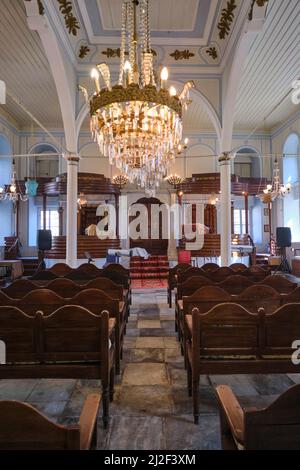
[177,276,214,300]
[0,305,109,366]
[237,285,281,313]
[263,303,300,356]
[1,279,38,298]
[201,263,219,272]
[244,384,300,450]
[183,286,230,313]
[0,401,80,450]
[218,275,254,294]
[282,286,300,304]
[192,304,262,358]
[258,275,297,293]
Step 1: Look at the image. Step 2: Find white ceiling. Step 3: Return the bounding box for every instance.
[183,100,214,132]
[0,0,62,128]
[98,0,199,31]
[234,0,300,132]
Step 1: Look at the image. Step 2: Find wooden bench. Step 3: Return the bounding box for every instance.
[168,263,191,307]
[186,303,300,424]
[180,285,282,357]
[216,384,300,449]
[0,288,126,375]
[0,306,115,428]
[0,394,101,450]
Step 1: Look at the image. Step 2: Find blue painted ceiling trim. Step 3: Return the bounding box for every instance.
[85,0,210,39]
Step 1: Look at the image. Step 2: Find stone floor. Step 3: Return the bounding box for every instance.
[1,288,300,450]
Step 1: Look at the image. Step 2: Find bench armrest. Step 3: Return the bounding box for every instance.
[215,385,244,445]
[79,393,101,450]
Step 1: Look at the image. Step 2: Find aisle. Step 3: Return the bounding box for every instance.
[97,289,221,450]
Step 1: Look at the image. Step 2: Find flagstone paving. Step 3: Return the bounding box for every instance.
[0,288,299,450]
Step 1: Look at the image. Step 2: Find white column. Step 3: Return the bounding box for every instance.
[66,154,79,267]
[168,191,178,261]
[219,153,231,266]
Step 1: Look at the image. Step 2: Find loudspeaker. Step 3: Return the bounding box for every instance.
[37,230,52,251]
[276,227,292,248]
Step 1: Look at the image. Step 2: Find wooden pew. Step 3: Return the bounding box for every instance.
[0,394,101,450]
[167,263,191,307]
[0,288,125,375]
[216,384,300,450]
[186,303,300,424]
[200,263,219,272]
[180,285,281,357]
[0,306,114,427]
[259,275,297,293]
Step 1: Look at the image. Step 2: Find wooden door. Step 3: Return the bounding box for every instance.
[129,197,168,255]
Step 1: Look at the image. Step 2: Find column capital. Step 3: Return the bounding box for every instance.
[64,152,80,163]
[218,152,231,163]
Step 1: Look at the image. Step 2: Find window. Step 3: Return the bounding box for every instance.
[234,209,247,235]
[283,133,300,242]
[39,210,59,237]
[234,162,251,178]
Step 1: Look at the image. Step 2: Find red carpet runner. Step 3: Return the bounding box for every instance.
[130,256,169,289]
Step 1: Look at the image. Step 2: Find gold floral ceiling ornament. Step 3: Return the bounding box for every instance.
[217,0,237,40]
[169,50,195,61]
[78,45,90,59]
[206,46,218,60]
[57,0,80,36]
[102,47,157,59]
[88,0,193,194]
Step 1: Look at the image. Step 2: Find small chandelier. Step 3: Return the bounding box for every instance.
[89,0,193,193]
[0,159,29,203]
[165,174,185,186]
[77,193,88,210]
[113,174,129,188]
[260,158,291,203]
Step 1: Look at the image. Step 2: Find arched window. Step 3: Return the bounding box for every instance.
[29,143,59,178]
[234,147,261,178]
[0,134,13,245]
[283,133,300,242]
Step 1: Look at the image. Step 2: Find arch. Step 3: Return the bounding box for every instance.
[28,142,60,179]
[234,145,262,178]
[184,143,216,177]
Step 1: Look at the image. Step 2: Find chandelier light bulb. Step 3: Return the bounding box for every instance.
[267,184,272,191]
[10,184,16,193]
[169,86,177,97]
[91,68,100,93]
[160,67,169,87]
[0,186,4,193]
[177,144,182,154]
[184,137,189,146]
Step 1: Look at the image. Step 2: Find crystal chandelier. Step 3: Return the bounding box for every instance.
[113,174,129,188]
[260,158,291,203]
[0,159,29,203]
[77,192,88,210]
[89,0,193,193]
[165,174,185,186]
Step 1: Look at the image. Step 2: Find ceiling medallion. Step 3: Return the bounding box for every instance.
[89,0,193,194]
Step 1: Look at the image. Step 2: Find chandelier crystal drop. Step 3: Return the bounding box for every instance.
[0,159,29,203]
[260,158,292,203]
[89,0,193,192]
